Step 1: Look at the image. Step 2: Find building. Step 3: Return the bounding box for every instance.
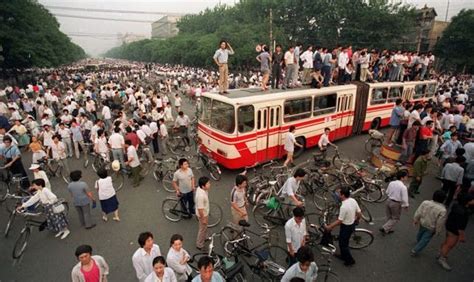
[151,16,181,39]
[119,33,147,44]
[427,20,449,51]
[415,5,437,53]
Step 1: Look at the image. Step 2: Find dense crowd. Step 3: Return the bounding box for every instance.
[0,51,472,281]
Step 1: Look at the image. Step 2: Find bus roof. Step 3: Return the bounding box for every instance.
[365,79,437,88]
[202,84,357,105]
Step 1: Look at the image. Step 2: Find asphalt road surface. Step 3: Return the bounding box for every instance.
[0,103,473,282]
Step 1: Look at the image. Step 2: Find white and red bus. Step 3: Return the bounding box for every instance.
[197,80,437,169]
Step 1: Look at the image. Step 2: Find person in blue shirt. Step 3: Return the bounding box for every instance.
[192,256,224,282]
[0,135,29,188]
[387,98,404,146]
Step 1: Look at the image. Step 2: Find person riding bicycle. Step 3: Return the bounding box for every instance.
[0,135,30,188]
[173,111,191,147]
[318,127,337,153]
[279,168,306,208]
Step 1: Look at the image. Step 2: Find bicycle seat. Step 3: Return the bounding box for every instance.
[238,220,250,227]
[268,180,277,186]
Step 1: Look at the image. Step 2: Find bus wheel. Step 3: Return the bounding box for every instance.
[370,118,381,130]
[293,137,305,158]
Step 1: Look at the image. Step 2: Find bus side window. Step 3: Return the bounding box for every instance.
[388,87,402,102]
[257,110,261,130]
[314,94,337,115]
[284,97,312,122]
[426,84,436,97]
[237,105,255,133]
[370,88,388,105]
[414,84,424,98]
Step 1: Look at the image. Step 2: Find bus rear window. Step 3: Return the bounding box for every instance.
[314,94,336,116]
[284,97,312,122]
[371,88,388,105]
[210,100,235,134]
[238,105,254,133]
[200,97,212,125]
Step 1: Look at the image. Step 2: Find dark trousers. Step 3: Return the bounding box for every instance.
[442,179,458,207]
[152,132,159,154]
[180,191,195,216]
[322,66,331,87]
[271,65,282,89]
[130,165,142,186]
[338,68,345,84]
[339,223,356,264]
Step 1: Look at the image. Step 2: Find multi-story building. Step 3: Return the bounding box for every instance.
[151,16,181,39]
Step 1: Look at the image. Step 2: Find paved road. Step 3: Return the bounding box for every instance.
[0,106,473,282]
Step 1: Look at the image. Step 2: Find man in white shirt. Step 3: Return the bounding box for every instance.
[318,127,337,152]
[283,125,303,167]
[300,46,314,85]
[108,127,125,169]
[325,186,361,266]
[380,170,409,235]
[174,111,191,146]
[281,246,318,282]
[280,168,306,207]
[195,176,211,250]
[285,207,307,264]
[283,46,296,89]
[125,139,142,187]
[101,102,112,132]
[158,118,168,155]
[408,104,423,129]
[132,231,161,282]
[338,47,349,84]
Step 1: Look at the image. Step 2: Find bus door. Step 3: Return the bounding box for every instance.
[335,94,353,140]
[256,106,281,163]
[402,86,413,101]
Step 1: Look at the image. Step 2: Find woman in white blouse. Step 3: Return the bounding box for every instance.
[166,234,192,281]
[19,178,70,239]
[144,256,177,282]
[95,168,120,222]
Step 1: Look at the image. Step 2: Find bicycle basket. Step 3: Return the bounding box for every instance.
[262,260,286,277]
[265,196,280,210]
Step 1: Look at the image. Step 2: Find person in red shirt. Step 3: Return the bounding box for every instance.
[125,126,140,149]
[415,120,433,159]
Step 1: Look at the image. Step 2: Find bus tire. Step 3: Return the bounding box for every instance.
[293,137,305,158]
[370,118,381,130]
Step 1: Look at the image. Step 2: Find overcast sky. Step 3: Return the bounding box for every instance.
[38,0,474,56]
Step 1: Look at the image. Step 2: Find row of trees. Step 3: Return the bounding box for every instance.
[0,0,86,69]
[106,0,419,69]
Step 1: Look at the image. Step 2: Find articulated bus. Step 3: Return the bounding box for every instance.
[197,80,437,169]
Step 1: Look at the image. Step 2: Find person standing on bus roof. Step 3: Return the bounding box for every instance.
[213,40,234,95]
[256,45,272,92]
[283,125,303,167]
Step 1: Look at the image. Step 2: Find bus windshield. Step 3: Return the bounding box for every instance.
[200,97,235,134]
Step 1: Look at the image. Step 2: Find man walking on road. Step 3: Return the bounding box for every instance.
[411,190,447,256]
[441,156,465,207]
[125,139,143,187]
[380,170,409,235]
[230,174,249,226]
[409,150,430,198]
[285,207,307,265]
[172,158,195,218]
[195,176,211,250]
[325,186,361,266]
[213,40,234,94]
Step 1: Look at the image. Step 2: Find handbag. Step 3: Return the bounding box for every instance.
[52,199,66,214]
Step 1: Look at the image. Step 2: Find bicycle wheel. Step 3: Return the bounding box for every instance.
[253,203,277,229]
[359,182,383,203]
[111,171,125,192]
[0,181,8,202]
[92,156,104,172]
[317,269,340,282]
[166,138,179,155]
[359,202,373,223]
[162,198,182,222]
[207,202,223,227]
[4,210,16,238]
[332,154,344,170]
[349,228,374,249]
[208,163,221,181]
[219,226,240,250]
[12,227,30,259]
[365,138,382,154]
[48,161,60,177]
[313,188,332,211]
[83,155,90,168]
[59,164,70,184]
[262,245,290,270]
[162,170,175,193]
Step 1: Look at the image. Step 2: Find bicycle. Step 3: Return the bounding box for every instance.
[365,129,384,154]
[167,129,190,155]
[195,146,222,181]
[38,158,70,184]
[222,222,289,281]
[315,244,340,282]
[0,173,32,213]
[89,152,125,191]
[82,142,95,168]
[161,196,223,227]
[144,157,178,193]
[12,210,45,260]
[4,196,43,238]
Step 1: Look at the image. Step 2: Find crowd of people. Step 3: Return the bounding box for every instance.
[0,44,472,281]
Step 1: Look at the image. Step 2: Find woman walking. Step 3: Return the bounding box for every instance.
[68,170,96,230]
[95,168,120,222]
[19,178,70,239]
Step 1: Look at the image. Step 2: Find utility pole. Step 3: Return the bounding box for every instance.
[269,8,273,52]
[445,0,450,21]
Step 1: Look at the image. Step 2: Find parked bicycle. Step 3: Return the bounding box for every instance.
[365,129,384,154]
[162,196,223,227]
[195,146,222,181]
[37,158,70,184]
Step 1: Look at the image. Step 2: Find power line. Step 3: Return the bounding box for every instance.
[53,13,155,23]
[45,5,187,17]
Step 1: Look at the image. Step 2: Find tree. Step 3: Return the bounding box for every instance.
[434,9,474,73]
[0,0,86,69]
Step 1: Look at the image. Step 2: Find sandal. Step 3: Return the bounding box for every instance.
[102,216,108,222]
[113,217,120,222]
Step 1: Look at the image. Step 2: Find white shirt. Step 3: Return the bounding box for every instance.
[159,124,168,138]
[22,188,58,208]
[166,247,192,280]
[408,110,421,128]
[108,133,125,149]
[338,198,361,225]
[284,132,296,152]
[285,217,307,252]
[318,133,330,148]
[300,50,314,69]
[95,177,116,200]
[95,136,109,154]
[33,170,51,190]
[144,268,177,282]
[57,127,71,139]
[338,52,349,69]
[195,187,209,217]
[386,180,409,207]
[127,145,140,168]
[50,141,66,159]
[102,105,111,120]
[132,244,162,282]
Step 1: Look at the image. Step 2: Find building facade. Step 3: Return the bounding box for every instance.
[151,16,181,39]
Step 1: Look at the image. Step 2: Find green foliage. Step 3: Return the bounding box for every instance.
[434,9,474,73]
[106,0,417,68]
[0,0,86,69]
